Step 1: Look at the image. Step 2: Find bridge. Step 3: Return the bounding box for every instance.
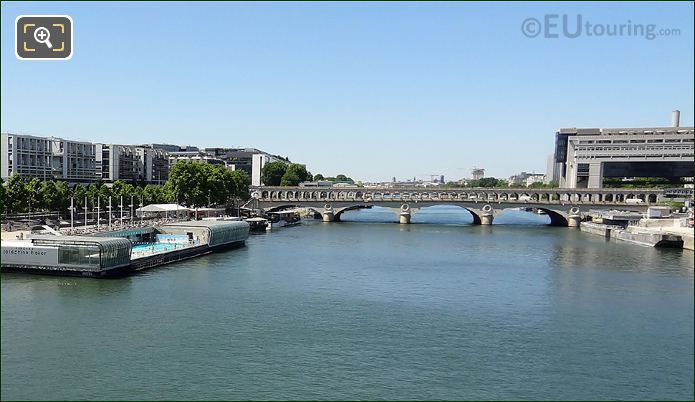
[249,186,665,227]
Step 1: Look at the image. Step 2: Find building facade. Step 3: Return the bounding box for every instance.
[96,144,169,185]
[554,111,694,188]
[1,133,97,183]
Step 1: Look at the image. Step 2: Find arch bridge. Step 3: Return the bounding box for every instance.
[250,186,663,227]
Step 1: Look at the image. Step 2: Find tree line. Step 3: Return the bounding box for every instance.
[0,161,250,217]
[444,177,559,188]
[260,161,356,186]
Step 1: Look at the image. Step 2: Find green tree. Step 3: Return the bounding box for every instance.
[72,183,87,215]
[0,178,5,216]
[55,181,71,216]
[41,180,60,211]
[111,180,126,199]
[335,174,354,183]
[143,184,163,205]
[26,177,44,212]
[206,165,229,206]
[230,170,251,200]
[313,173,325,181]
[86,184,100,208]
[168,161,208,207]
[261,162,288,186]
[99,183,113,201]
[280,164,311,186]
[6,174,28,213]
[476,177,500,188]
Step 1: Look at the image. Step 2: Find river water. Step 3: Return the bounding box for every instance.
[2,207,693,400]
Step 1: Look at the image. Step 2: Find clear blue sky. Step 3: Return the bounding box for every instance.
[2,1,693,182]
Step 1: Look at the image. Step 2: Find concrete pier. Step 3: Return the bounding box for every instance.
[399,213,411,224]
[568,216,581,227]
[480,214,494,225]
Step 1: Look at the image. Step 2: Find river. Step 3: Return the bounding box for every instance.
[2,207,693,400]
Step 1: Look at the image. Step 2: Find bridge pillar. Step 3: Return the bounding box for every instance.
[567,206,581,227]
[323,205,335,222]
[480,204,494,225]
[399,204,411,224]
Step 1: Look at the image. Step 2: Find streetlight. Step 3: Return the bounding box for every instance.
[95,196,101,230]
[108,196,112,229]
[83,195,88,231]
[139,195,144,225]
[69,197,75,231]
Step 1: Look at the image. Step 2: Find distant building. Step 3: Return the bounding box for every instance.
[508,172,531,186]
[1,132,97,183]
[204,148,265,175]
[168,151,227,168]
[525,174,545,187]
[471,168,485,180]
[96,144,169,185]
[554,111,694,188]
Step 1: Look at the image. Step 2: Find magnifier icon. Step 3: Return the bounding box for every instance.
[34,27,53,49]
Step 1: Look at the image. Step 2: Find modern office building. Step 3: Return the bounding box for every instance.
[96,144,169,185]
[1,132,97,183]
[168,151,228,168]
[146,144,199,153]
[554,111,694,188]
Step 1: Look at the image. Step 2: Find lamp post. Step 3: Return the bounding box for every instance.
[69,197,74,231]
[108,196,112,229]
[139,195,144,225]
[96,196,101,230]
[130,195,134,224]
[83,195,88,231]
[119,196,124,226]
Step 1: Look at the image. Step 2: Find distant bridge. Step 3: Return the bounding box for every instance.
[250,186,664,227]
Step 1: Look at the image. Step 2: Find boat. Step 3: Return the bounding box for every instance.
[266,210,301,229]
[245,217,269,232]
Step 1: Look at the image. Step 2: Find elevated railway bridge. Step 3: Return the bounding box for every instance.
[250,186,665,227]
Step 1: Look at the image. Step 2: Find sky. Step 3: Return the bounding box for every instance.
[1,1,693,182]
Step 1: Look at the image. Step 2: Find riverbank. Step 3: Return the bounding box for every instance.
[580,221,692,249]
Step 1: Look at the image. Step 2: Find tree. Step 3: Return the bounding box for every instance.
[313,173,325,181]
[206,165,229,206]
[25,177,44,212]
[55,181,71,216]
[476,177,500,188]
[143,184,164,205]
[230,170,250,200]
[72,183,87,215]
[0,178,5,216]
[261,162,287,186]
[41,181,60,212]
[168,161,208,207]
[86,184,100,208]
[335,174,354,183]
[6,174,28,213]
[280,164,311,186]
